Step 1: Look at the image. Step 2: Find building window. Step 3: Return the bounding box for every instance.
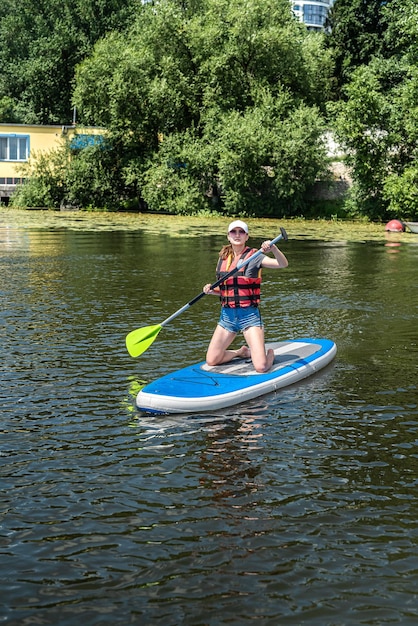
[0,135,29,161]
[290,1,334,28]
[0,177,26,185]
[304,4,328,26]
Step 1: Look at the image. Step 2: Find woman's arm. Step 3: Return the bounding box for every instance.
[260,241,288,269]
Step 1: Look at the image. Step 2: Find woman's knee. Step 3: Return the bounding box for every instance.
[253,359,268,373]
[252,349,274,373]
[206,353,220,367]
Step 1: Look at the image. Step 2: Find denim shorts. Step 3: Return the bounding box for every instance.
[218,306,263,334]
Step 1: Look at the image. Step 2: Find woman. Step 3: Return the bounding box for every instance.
[203,220,288,373]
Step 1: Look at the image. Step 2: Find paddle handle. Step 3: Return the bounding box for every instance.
[160,228,287,328]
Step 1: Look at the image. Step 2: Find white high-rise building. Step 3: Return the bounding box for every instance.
[290,0,335,30]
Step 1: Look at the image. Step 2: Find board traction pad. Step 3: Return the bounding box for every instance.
[200,341,318,376]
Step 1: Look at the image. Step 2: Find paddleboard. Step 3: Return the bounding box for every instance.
[136,337,337,414]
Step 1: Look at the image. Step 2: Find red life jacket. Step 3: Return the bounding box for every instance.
[216,247,262,308]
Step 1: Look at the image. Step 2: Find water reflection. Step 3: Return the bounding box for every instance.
[198,417,264,502]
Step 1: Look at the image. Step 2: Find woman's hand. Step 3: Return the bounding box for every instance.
[260,240,289,268]
[204,284,220,295]
[261,240,274,253]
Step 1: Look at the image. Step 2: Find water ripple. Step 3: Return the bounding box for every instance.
[1,226,418,625]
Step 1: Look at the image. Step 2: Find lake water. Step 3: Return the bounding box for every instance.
[1,210,417,625]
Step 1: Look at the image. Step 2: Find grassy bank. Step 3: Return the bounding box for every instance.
[0,207,412,243]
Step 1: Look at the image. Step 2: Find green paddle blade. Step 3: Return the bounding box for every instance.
[125,324,162,358]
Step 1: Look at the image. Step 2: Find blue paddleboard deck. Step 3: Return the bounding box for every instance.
[136,337,337,414]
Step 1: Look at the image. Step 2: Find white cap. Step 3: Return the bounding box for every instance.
[228,220,249,233]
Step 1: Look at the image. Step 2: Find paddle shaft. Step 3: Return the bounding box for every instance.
[160,230,286,328]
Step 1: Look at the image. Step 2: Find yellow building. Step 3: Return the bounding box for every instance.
[0,123,105,204]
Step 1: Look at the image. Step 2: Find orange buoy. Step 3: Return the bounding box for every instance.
[385,219,405,232]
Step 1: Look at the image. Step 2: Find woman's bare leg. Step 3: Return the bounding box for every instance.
[243,326,274,373]
[206,325,250,366]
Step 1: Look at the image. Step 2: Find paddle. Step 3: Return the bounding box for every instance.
[126,227,288,357]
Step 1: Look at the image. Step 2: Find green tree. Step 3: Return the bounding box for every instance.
[329,1,418,220]
[381,64,418,220]
[331,58,418,220]
[383,0,418,63]
[140,97,321,216]
[73,0,332,215]
[11,146,69,208]
[326,0,394,92]
[0,96,19,122]
[11,136,133,211]
[0,0,136,124]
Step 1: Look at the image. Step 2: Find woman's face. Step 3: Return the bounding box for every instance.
[228,228,249,244]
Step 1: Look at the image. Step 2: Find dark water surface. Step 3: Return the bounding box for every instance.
[1,211,417,625]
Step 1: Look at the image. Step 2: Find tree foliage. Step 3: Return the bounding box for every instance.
[328,1,418,220]
[325,0,394,93]
[0,0,136,123]
[71,0,332,215]
[8,0,418,220]
[11,138,132,211]
[138,95,326,216]
[11,147,69,208]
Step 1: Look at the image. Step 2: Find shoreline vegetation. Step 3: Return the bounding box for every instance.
[0,206,412,243]
[2,1,418,222]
